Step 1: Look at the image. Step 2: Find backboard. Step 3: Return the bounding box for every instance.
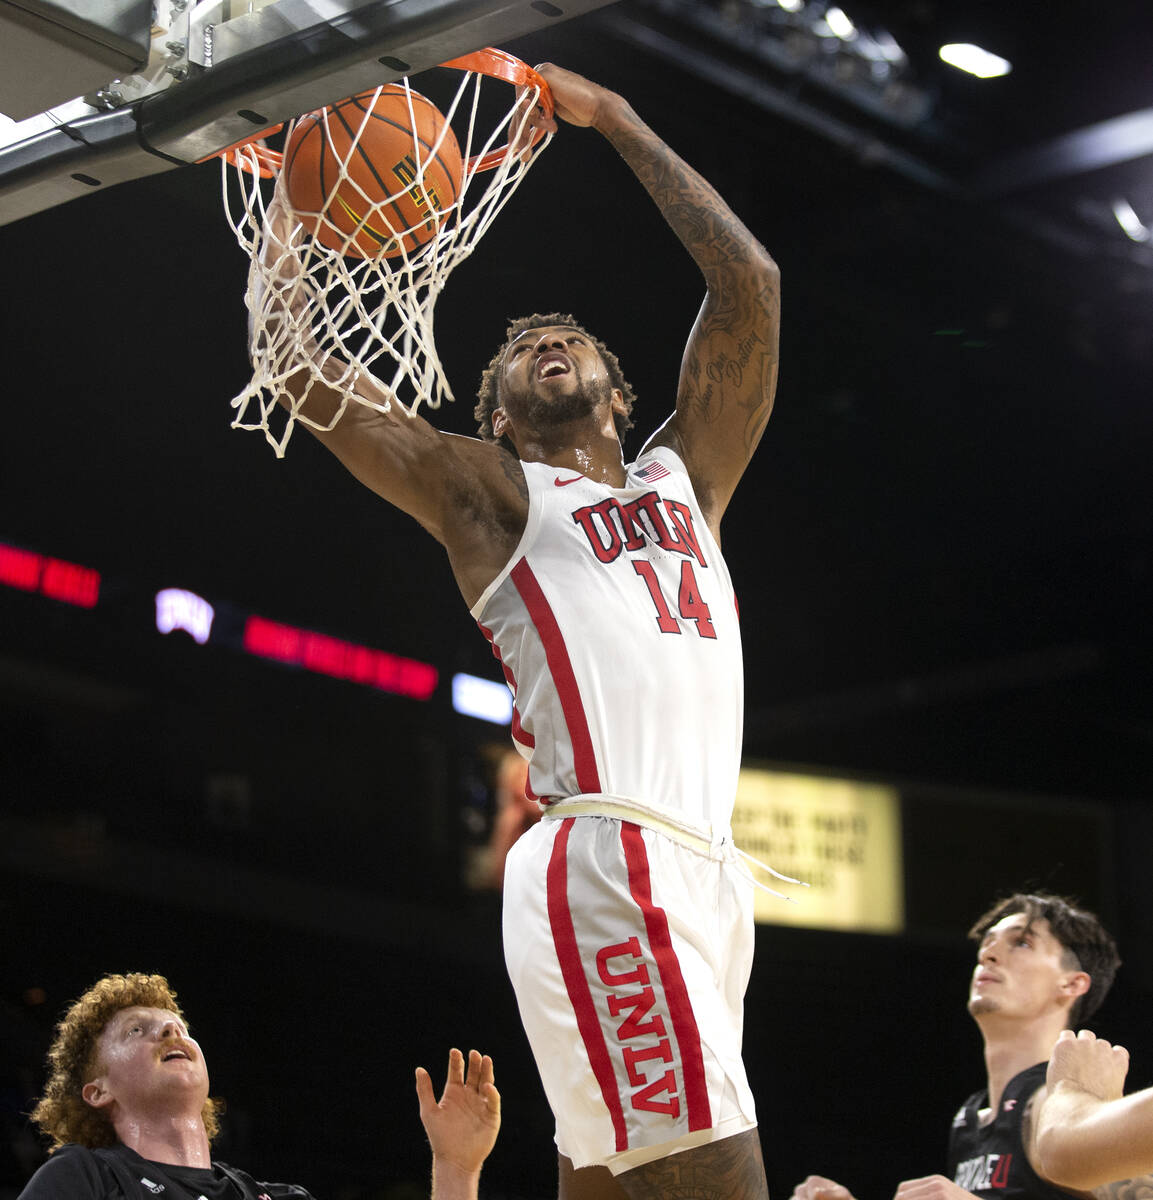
[0,0,618,227]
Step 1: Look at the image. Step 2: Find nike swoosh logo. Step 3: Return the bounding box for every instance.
[554,475,583,487]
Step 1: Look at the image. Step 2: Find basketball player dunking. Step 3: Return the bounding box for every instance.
[256,63,780,1200]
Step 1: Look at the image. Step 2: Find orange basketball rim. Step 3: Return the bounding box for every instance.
[210,48,554,180]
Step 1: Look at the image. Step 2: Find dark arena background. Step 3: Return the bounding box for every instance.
[1,2,1152,1198]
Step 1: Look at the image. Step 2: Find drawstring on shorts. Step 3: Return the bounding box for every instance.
[541,793,809,902]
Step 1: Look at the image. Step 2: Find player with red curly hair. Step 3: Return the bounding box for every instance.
[28,973,222,1154]
[20,973,500,1200]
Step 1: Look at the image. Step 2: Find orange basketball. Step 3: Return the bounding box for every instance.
[283,85,463,259]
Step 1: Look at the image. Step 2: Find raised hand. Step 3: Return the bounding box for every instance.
[415,1048,501,1176]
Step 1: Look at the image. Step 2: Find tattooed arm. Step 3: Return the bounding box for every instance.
[535,64,780,535]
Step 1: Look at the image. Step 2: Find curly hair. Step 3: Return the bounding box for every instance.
[968,892,1121,1027]
[473,313,637,456]
[30,973,222,1151]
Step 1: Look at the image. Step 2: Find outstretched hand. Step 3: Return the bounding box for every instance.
[1046,1028,1129,1101]
[415,1048,501,1175]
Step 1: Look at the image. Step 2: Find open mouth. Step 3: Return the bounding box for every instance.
[162,1049,192,1062]
[537,355,570,380]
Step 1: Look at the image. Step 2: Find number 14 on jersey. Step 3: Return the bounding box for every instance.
[633,560,717,638]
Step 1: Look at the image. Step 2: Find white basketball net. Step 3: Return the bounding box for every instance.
[223,59,552,456]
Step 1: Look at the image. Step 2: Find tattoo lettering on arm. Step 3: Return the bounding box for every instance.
[618,136,777,397]
[681,315,775,456]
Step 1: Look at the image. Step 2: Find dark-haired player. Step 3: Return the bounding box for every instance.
[791,891,1153,1200]
[256,60,780,1200]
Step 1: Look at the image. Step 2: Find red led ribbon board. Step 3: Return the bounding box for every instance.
[0,542,100,607]
[243,615,437,700]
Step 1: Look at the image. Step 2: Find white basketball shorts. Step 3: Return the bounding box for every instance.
[502,812,758,1174]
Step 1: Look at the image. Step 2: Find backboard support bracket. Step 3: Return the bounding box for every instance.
[0,0,614,226]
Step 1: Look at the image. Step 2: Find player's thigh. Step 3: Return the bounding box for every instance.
[616,1128,769,1200]
[557,1132,769,1200]
[559,1154,631,1200]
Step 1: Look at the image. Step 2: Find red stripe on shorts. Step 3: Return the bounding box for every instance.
[547,818,630,1151]
[510,558,600,792]
[619,822,712,1132]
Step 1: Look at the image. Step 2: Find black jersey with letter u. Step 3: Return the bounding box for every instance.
[947,1063,1080,1200]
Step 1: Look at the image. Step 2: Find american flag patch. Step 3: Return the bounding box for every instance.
[635,461,670,482]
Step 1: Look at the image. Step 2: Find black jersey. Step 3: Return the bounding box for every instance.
[18,1143,316,1200]
[947,1062,1080,1200]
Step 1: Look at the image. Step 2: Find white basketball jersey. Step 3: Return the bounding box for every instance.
[471,445,744,834]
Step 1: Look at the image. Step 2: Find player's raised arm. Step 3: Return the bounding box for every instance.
[249,192,446,524]
[416,1048,501,1200]
[249,192,527,601]
[534,64,780,533]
